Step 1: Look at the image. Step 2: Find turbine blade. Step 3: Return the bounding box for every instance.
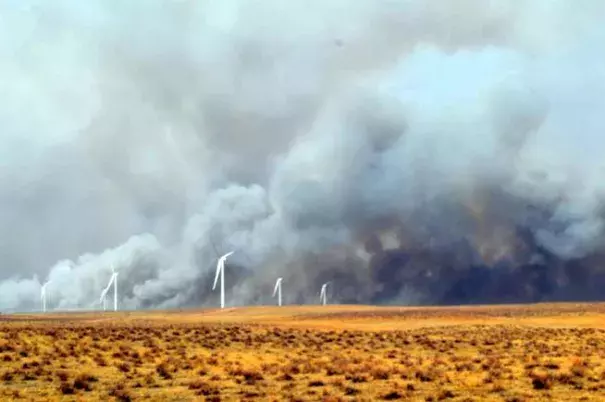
[102,274,116,297]
[212,260,221,290]
[273,281,279,297]
[210,238,220,258]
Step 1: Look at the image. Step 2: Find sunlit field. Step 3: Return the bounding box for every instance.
[3,303,605,401]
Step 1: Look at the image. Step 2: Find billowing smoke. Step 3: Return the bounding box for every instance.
[1,0,605,312]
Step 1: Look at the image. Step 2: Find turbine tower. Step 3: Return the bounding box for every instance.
[41,281,51,313]
[320,282,329,306]
[212,251,234,309]
[100,265,118,312]
[273,277,283,306]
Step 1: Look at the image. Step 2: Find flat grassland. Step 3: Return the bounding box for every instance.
[3,304,605,401]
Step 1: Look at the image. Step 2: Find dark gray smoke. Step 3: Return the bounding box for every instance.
[1,0,605,311]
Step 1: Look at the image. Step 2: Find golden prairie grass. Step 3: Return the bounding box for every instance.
[2,303,605,401]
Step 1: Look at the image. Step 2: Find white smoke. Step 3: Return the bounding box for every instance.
[1,0,604,311]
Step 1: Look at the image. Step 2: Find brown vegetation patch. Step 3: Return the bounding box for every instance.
[1,304,605,400]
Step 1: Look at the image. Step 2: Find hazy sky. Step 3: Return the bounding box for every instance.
[1,0,604,311]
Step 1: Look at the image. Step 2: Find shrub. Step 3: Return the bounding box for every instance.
[532,375,553,390]
[382,391,403,400]
[59,382,75,395]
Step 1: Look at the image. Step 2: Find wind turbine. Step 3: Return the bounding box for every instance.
[273,277,283,306]
[100,265,118,312]
[41,281,51,313]
[212,251,234,309]
[320,282,329,306]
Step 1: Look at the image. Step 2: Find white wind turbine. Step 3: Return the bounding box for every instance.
[41,281,51,313]
[320,282,329,306]
[272,277,283,306]
[212,251,234,309]
[100,265,118,311]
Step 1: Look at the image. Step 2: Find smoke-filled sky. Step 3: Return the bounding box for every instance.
[1,0,605,312]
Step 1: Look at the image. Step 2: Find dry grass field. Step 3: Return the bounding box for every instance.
[3,303,605,401]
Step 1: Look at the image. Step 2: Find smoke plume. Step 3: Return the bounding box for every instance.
[1,0,605,312]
